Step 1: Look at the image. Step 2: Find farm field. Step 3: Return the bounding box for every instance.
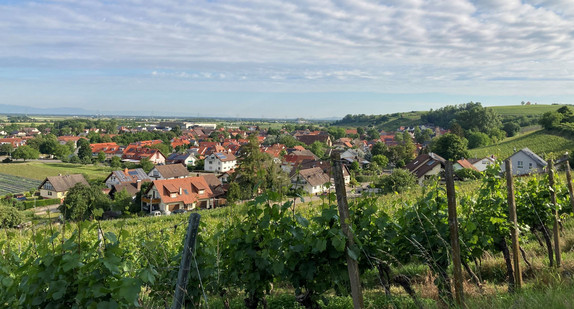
[0,173,41,195]
[469,129,574,159]
[489,104,565,116]
[0,161,112,181]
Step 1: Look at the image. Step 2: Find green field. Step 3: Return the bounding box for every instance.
[0,173,41,195]
[489,104,566,117]
[0,161,112,181]
[469,129,574,159]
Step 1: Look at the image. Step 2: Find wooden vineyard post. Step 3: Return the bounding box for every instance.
[332,153,364,309]
[565,160,574,214]
[505,159,522,289]
[445,161,464,306]
[548,160,561,268]
[172,213,201,309]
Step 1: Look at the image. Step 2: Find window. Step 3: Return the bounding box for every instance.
[517,161,524,168]
[48,191,52,196]
[529,163,533,169]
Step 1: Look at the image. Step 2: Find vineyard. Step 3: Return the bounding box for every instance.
[0,161,112,180]
[0,172,41,195]
[1,164,574,308]
[469,129,574,159]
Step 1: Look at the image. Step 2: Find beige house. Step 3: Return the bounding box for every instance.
[38,174,89,200]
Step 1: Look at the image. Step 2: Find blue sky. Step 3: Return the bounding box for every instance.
[1,0,574,118]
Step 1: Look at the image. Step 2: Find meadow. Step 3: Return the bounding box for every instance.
[0,161,112,181]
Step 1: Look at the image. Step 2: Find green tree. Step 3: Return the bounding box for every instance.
[77,138,92,161]
[431,133,469,161]
[53,144,72,160]
[357,127,365,136]
[110,156,122,169]
[227,181,242,204]
[309,141,325,159]
[0,205,23,228]
[502,122,520,137]
[58,184,111,221]
[97,151,106,163]
[0,143,13,156]
[371,141,386,156]
[139,157,154,173]
[371,154,389,168]
[366,128,380,140]
[539,111,563,130]
[112,188,133,213]
[376,168,417,194]
[12,145,40,161]
[467,131,491,149]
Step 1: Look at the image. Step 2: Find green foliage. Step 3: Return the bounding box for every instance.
[454,168,481,181]
[539,111,563,130]
[0,205,22,228]
[12,145,40,161]
[503,122,521,137]
[371,141,386,156]
[0,143,13,155]
[431,133,469,161]
[138,157,154,173]
[58,184,111,221]
[371,154,389,168]
[111,156,122,168]
[376,168,417,194]
[309,141,326,159]
[467,131,491,149]
[422,102,501,135]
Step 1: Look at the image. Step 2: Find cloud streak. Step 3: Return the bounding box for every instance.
[1,0,574,116]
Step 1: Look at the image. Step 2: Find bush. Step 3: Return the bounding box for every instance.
[376,168,417,194]
[16,198,61,210]
[0,206,23,228]
[454,168,482,181]
[2,157,12,163]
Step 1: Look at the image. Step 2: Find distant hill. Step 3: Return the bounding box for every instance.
[333,104,567,131]
[469,129,574,160]
[0,104,93,115]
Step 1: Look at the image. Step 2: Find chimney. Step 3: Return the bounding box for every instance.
[124,168,129,175]
[136,180,141,190]
[179,187,182,195]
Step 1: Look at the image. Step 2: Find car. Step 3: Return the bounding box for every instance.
[151,210,162,217]
[171,209,187,215]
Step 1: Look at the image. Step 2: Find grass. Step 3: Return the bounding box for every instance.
[0,161,112,181]
[469,129,574,159]
[489,104,566,117]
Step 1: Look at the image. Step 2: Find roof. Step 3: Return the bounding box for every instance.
[110,180,150,198]
[297,167,331,187]
[296,134,331,146]
[210,152,236,162]
[90,142,121,154]
[152,164,189,179]
[149,177,214,205]
[105,168,150,183]
[509,148,547,167]
[39,174,89,192]
[405,153,446,179]
[456,159,479,171]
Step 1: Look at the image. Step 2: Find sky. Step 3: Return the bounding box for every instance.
[1,0,574,118]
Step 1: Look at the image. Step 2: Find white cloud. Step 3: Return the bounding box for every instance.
[0,0,573,101]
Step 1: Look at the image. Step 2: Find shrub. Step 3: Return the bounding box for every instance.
[376,168,417,194]
[0,206,23,228]
[454,168,482,181]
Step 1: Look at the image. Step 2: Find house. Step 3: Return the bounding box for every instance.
[109,180,149,200]
[502,148,547,175]
[104,168,151,189]
[204,152,237,173]
[58,136,84,148]
[38,174,89,200]
[142,177,215,214]
[405,153,446,185]
[148,164,189,180]
[468,156,496,172]
[281,150,319,173]
[90,142,122,159]
[291,167,331,195]
[122,146,166,164]
[453,159,479,172]
[293,160,351,185]
[166,152,197,166]
[0,138,26,148]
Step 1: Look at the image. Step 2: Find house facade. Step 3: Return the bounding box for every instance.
[291,167,331,195]
[503,148,547,175]
[204,152,237,172]
[405,153,446,185]
[104,168,151,189]
[142,177,214,214]
[38,174,89,200]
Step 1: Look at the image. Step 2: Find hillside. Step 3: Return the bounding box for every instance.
[469,129,574,159]
[334,104,566,130]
